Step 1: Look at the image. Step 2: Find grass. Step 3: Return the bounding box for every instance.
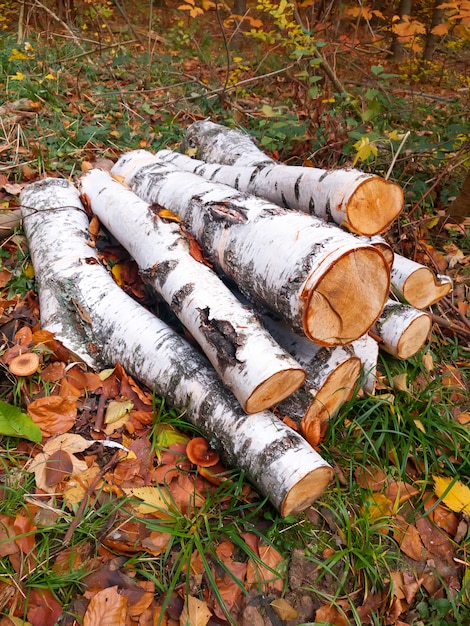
[0,4,469,624]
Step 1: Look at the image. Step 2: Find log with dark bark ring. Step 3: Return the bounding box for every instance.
[79,168,306,414]
[20,178,334,516]
[156,148,404,236]
[112,152,391,346]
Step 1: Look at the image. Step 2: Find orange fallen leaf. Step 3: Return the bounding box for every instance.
[315,602,350,626]
[179,595,212,626]
[27,395,77,436]
[83,586,127,626]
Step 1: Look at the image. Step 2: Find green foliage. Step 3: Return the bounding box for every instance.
[0,401,42,442]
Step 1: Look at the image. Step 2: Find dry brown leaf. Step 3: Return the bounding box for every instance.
[63,464,101,511]
[179,595,211,626]
[393,516,425,561]
[270,597,298,620]
[45,449,73,487]
[27,395,77,436]
[315,603,349,626]
[246,543,284,592]
[83,586,127,626]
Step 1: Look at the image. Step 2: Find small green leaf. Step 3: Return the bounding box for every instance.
[371,65,384,75]
[0,401,42,443]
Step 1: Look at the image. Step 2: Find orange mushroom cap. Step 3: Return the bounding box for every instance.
[186,437,220,467]
[8,352,40,377]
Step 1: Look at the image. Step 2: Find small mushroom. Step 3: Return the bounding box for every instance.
[186,437,220,467]
[8,352,40,377]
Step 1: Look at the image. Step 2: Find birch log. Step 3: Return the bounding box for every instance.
[372,299,432,359]
[20,178,334,517]
[351,334,380,395]
[391,254,452,309]
[79,168,305,414]
[112,152,391,346]
[156,148,404,237]
[259,314,361,435]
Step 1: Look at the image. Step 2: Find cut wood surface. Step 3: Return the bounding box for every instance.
[372,299,432,360]
[112,151,391,345]
[20,178,334,517]
[156,148,404,236]
[391,253,453,309]
[79,168,306,414]
[260,314,361,439]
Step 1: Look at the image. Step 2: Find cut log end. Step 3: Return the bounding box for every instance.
[348,178,404,236]
[245,368,306,414]
[402,267,453,309]
[302,357,361,425]
[304,248,390,345]
[396,314,432,359]
[281,466,334,517]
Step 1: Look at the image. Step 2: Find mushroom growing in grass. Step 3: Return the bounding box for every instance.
[8,352,40,377]
[185,437,220,468]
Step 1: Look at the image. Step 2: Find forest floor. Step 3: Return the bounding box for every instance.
[0,2,470,625]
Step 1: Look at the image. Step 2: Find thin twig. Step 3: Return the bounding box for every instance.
[430,314,470,338]
[385,130,411,180]
[29,0,85,51]
[441,297,470,331]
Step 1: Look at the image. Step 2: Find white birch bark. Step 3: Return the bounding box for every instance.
[351,334,379,395]
[259,314,361,431]
[156,148,404,237]
[112,152,391,346]
[372,299,432,359]
[391,253,452,309]
[182,120,275,168]
[79,168,305,414]
[20,178,333,517]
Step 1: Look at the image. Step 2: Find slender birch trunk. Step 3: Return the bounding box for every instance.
[112,152,391,346]
[20,178,333,517]
[156,148,404,237]
[391,253,452,309]
[372,299,431,360]
[79,168,305,414]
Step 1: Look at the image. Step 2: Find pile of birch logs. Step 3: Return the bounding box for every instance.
[19,121,453,517]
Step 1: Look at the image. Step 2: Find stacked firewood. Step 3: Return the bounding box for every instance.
[19,121,452,516]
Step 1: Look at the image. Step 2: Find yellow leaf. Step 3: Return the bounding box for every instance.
[261,104,275,117]
[361,492,394,520]
[44,73,56,80]
[386,129,407,141]
[434,476,470,514]
[270,598,298,621]
[201,0,214,9]
[352,136,378,166]
[9,48,28,60]
[105,398,134,424]
[111,262,124,286]
[158,208,181,222]
[124,486,171,517]
[24,263,35,279]
[179,595,212,626]
[10,71,25,81]
[109,130,120,138]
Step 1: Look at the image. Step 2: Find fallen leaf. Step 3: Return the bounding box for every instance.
[270,597,298,620]
[315,603,350,626]
[124,486,172,518]
[27,395,77,436]
[83,586,127,626]
[45,449,73,487]
[27,588,63,626]
[434,475,470,514]
[179,595,211,626]
[393,516,425,561]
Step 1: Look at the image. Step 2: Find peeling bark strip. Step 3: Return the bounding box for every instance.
[112,152,391,346]
[391,253,452,309]
[156,148,404,237]
[20,178,333,516]
[260,314,361,432]
[372,299,432,360]
[79,169,305,414]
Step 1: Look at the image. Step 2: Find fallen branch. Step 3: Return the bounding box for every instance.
[157,143,403,236]
[112,152,391,345]
[79,168,305,414]
[20,178,333,517]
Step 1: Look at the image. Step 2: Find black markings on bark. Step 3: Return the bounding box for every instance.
[294,174,303,201]
[325,199,332,222]
[210,166,222,181]
[205,201,249,224]
[171,283,195,314]
[142,259,178,288]
[280,191,289,208]
[197,306,243,371]
[308,197,315,215]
